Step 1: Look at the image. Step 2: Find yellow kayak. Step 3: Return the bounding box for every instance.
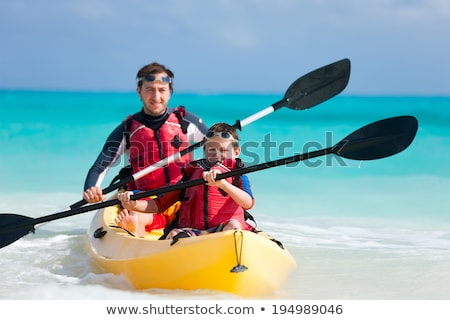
[85,204,297,297]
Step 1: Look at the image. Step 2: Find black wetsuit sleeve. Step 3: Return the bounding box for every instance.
[83,124,126,191]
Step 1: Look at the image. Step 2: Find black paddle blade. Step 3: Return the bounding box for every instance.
[333,116,419,160]
[283,58,351,111]
[0,214,35,248]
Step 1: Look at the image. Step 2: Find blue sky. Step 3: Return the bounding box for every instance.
[1,0,449,95]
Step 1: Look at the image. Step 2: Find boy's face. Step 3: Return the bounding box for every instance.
[204,137,240,163]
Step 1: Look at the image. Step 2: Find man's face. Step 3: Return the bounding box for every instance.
[137,73,172,116]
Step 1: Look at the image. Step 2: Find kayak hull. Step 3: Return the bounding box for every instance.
[85,205,296,297]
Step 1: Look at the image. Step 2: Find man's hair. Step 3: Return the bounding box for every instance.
[136,62,174,92]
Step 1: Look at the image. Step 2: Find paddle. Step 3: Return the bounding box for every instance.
[68,58,351,209]
[0,115,418,248]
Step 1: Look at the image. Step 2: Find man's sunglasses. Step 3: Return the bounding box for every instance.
[137,74,172,84]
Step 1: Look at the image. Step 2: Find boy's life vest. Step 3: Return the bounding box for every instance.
[123,106,191,191]
[177,158,254,231]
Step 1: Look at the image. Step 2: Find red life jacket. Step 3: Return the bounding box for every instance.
[124,107,191,190]
[178,159,248,230]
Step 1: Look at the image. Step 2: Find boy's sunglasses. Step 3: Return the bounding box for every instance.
[137,74,172,84]
[205,130,237,140]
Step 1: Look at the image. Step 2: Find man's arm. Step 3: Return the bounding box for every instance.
[83,124,126,191]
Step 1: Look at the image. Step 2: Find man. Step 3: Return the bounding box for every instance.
[83,62,207,232]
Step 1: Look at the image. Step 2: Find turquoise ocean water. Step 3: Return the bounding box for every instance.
[0,90,449,299]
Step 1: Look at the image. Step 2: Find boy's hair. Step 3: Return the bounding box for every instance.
[206,122,239,149]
